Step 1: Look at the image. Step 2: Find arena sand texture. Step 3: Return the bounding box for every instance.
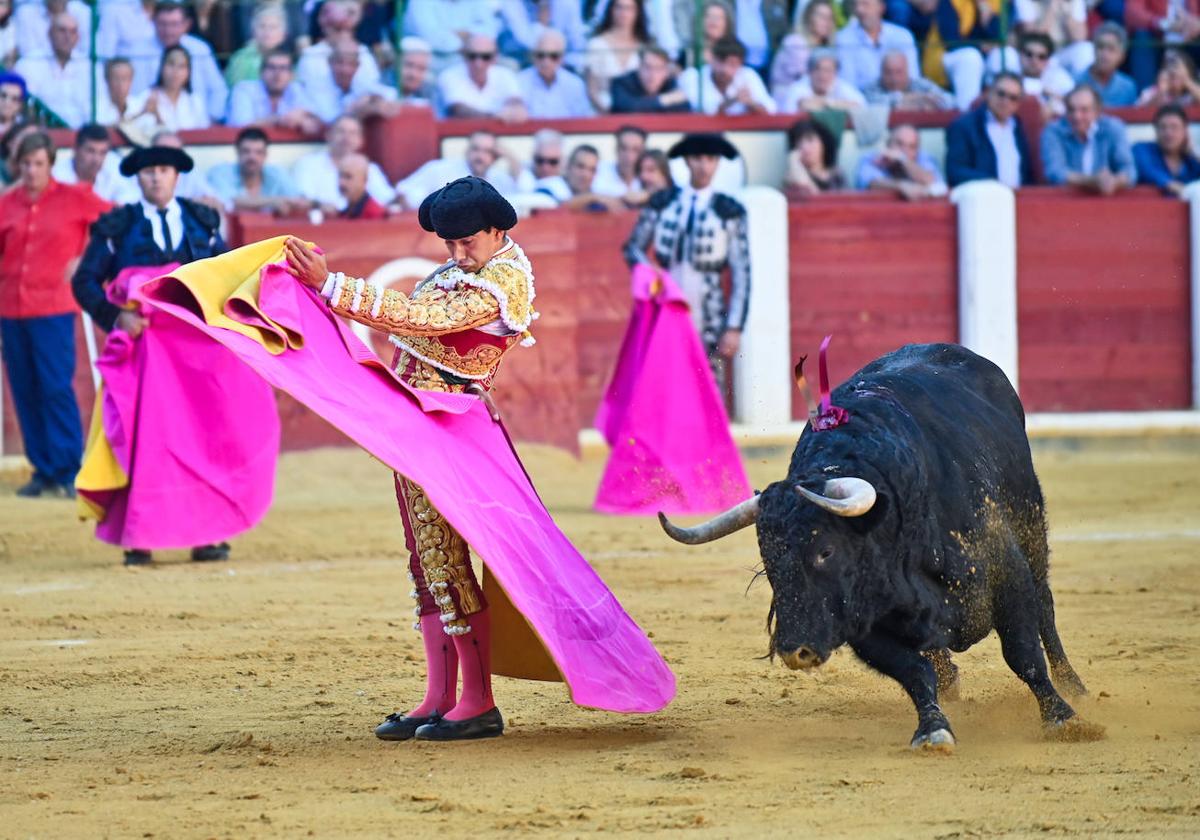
[2,442,1198,839]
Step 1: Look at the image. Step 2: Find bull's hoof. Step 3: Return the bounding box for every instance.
[1044,716,1106,742]
[910,728,956,753]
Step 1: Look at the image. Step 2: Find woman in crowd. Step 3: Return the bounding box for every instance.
[224,2,288,86]
[769,0,837,107]
[622,149,673,207]
[1134,104,1200,197]
[1135,50,1200,108]
[784,117,845,196]
[129,45,210,132]
[585,0,649,112]
[696,0,736,65]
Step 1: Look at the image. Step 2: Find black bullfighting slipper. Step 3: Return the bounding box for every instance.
[414,707,504,742]
[15,477,47,498]
[123,550,153,566]
[190,542,231,562]
[374,711,441,741]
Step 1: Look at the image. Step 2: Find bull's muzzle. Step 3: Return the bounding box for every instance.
[779,646,827,671]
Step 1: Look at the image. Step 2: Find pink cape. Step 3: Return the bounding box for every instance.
[78,265,279,549]
[139,241,675,714]
[594,265,751,516]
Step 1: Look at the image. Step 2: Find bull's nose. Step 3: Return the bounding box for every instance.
[780,646,825,671]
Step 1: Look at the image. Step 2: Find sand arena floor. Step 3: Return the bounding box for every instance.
[1,441,1199,839]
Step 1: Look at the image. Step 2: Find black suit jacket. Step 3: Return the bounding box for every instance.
[610,71,691,114]
[945,106,1035,188]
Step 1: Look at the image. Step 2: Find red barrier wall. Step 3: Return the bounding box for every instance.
[1015,188,1192,411]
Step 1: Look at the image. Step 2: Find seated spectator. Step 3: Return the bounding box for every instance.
[863,50,954,110]
[14,0,92,59]
[1134,104,1200,197]
[131,2,228,126]
[610,45,690,113]
[14,12,91,128]
[297,0,381,94]
[498,0,587,64]
[395,37,440,112]
[335,153,388,219]
[125,44,210,132]
[292,114,395,210]
[1124,0,1200,91]
[393,129,528,210]
[927,0,1000,111]
[679,37,776,115]
[856,124,948,199]
[439,32,526,121]
[945,72,1034,188]
[692,0,735,65]
[0,72,26,137]
[228,48,321,132]
[622,148,671,206]
[770,0,837,108]
[584,0,648,112]
[1041,84,1135,195]
[402,0,502,62]
[51,123,137,203]
[529,128,568,200]
[518,29,593,118]
[593,124,645,198]
[543,144,626,210]
[95,0,156,80]
[989,32,1075,119]
[1076,23,1137,107]
[224,2,288,87]
[307,37,400,123]
[781,50,866,113]
[834,0,919,92]
[784,117,845,195]
[1135,50,1200,107]
[206,127,305,214]
[1013,0,1093,78]
[95,58,138,125]
[0,0,15,68]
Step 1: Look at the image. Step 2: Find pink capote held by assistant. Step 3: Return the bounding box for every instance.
[138,237,675,715]
[593,263,751,516]
[75,264,279,549]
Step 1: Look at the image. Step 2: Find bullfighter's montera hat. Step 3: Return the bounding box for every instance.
[667,133,739,160]
[418,176,518,240]
[118,145,195,177]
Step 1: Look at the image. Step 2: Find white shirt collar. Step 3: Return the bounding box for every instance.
[683,184,715,208]
[986,109,1014,130]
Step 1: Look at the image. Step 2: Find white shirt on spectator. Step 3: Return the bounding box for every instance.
[394,157,527,208]
[499,0,588,56]
[13,0,92,58]
[517,65,593,118]
[985,110,1022,188]
[130,34,229,124]
[96,1,155,62]
[304,77,399,124]
[591,160,641,197]
[296,42,382,93]
[780,76,867,111]
[126,86,211,131]
[52,152,140,203]
[13,52,92,127]
[535,174,572,202]
[678,64,777,115]
[735,0,770,69]
[227,80,308,126]
[438,61,522,115]
[403,0,501,54]
[94,90,138,126]
[292,150,396,210]
[833,18,920,91]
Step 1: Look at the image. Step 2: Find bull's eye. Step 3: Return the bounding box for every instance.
[814,546,835,567]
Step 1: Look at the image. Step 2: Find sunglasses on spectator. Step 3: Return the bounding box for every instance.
[534,156,560,166]
[465,52,495,62]
[0,90,22,100]
[993,88,1021,101]
[1022,49,1049,61]
[533,51,563,60]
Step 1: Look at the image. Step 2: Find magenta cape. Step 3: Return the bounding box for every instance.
[76,264,279,549]
[138,238,675,714]
[594,265,751,516]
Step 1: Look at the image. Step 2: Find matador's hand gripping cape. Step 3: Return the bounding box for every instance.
[137,236,676,714]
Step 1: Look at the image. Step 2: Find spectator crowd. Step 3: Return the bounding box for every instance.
[0,0,1197,211]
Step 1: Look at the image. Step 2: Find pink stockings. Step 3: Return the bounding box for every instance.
[408,609,496,721]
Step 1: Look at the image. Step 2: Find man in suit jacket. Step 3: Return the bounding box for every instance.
[1041,85,1135,195]
[945,71,1035,188]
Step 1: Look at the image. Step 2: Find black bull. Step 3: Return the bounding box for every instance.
[660,344,1104,749]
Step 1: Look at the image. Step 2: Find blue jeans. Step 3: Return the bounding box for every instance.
[0,314,83,486]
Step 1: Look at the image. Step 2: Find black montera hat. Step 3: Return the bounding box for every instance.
[418,176,518,240]
[118,145,195,177]
[667,133,739,160]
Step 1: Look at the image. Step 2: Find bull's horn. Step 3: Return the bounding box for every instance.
[795,477,876,518]
[658,497,760,545]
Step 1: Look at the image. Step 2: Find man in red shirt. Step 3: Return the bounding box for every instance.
[335,153,388,220]
[0,131,110,497]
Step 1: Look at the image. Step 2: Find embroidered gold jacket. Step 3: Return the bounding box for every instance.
[321,239,537,392]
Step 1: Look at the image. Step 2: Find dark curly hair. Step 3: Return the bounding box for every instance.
[787,118,839,169]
